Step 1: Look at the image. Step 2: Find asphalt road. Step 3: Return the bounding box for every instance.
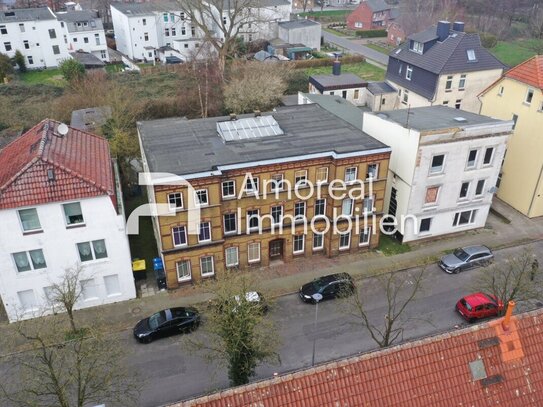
[132,241,542,407]
[322,30,389,66]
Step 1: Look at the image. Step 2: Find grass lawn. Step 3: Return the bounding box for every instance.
[365,43,392,55]
[19,68,66,86]
[489,39,543,67]
[304,62,385,81]
[378,235,411,257]
[105,63,124,74]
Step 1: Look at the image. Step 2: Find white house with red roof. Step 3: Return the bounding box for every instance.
[0,119,136,322]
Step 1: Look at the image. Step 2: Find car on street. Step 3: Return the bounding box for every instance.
[456,293,503,323]
[133,307,200,343]
[439,245,493,274]
[299,273,355,303]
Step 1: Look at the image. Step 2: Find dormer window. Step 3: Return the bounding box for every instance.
[411,41,423,54]
[467,49,477,61]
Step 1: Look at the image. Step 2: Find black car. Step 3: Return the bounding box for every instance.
[299,273,355,303]
[133,307,200,343]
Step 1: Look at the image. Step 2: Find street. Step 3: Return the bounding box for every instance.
[130,240,542,407]
[322,30,389,66]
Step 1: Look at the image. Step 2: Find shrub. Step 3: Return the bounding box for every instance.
[0,52,13,82]
[480,33,498,49]
[355,29,387,38]
[13,50,26,73]
[59,58,85,83]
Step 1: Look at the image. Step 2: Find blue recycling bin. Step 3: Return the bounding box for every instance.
[153,257,167,290]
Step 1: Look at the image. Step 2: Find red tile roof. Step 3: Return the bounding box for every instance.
[505,55,543,90]
[0,119,115,209]
[174,309,543,407]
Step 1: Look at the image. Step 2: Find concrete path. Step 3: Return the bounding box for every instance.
[323,30,389,66]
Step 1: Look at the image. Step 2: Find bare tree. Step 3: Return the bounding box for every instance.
[529,2,543,39]
[343,269,426,348]
[473,250,542,315]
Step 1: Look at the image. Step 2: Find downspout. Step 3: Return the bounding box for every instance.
[527,163,543,217]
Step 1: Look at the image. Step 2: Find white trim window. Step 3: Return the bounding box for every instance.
[77,240,107,262]
[271,205,283,225]
[459,74,466,90]
[366,164,378,180]
[223,213,237,234]
[200,256,215,277]
[359,228,371,246]
[12,249,47,272]
[80,279,99,301]
[225,247,239,268]
[18,289,38,312]
[63,202,84,226]
[459,181,470,200]
[221,180,236,198]
[294,202,306,220]
[412,41,423,54]
[344,167,357,182]
[342,198,353,216]
[315,198,326,217]
[245,176,259,195]
[18,208,42,232]
[270,174,284,192]
[483,147,494,166]
[176,260,192,282]
[198,222,211,242]
[172,225,187,247]
[339,231,351,250]
[419,218,431,233]
[475,179,485,197]
[363,195,375,213]
[195,189,209,206]
[168,192,183,210]
[525,88,535,105]
[247,209,260,231]
[316,167,329,184]
[313,232,324,251]
[406,65,413,80]
[248,242,261,263]
[430,154,445,174]
[466,149,478,169]
[104,274,122,297]
[453,210,477,226]
[293,235,305,254]
[295,170,308,187]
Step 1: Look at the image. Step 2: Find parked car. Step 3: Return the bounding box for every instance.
[133,307,200,343]
[439,245,493,274]
[299,273,355,303]
[456,293,503,323]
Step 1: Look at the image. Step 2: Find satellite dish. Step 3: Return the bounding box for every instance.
[57,123,69,136]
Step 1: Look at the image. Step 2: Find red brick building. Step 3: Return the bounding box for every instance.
[387,20,406,46]
[346,0,393,31]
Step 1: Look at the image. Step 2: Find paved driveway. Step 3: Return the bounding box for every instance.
[323,30,389,66]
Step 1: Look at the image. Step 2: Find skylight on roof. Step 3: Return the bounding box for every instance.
[217,116,284,142]
[467,49,477,61]
[395,48,402,54]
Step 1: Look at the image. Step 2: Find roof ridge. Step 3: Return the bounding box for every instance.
[435,32,466,73]
[0,157,40,192]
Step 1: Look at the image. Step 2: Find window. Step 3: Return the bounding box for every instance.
[84,37,89,43]
[172,226,187,246]
[294,202,306,219]
[225,247,239,267]
[222,16,227,25]
[28,56,33,64]
[248,242,260,263]
[342,198,353,216]
[171,27,176,36]
[101,50,107,59]
[342,90,347,99]
[95,33,100,45]
[295,170,307,186]
[525,88,534,104]
[170,13,175,22]
[0,25,7,34]
[270,174,284,192]
[339,232,351,250]
[144,32,149,41]
[4,42,11,51]
[366,164,378,179]
[459,74,466,90]
[191,26,195,36]
[271,205,283,224]
[18,290,37,312]
[443,101,449,106]
[176,260,191,281]
[12,250,47,272]
[453,210,477,226]
[313,232,324,250]
[18,208,41,232]
[195,189,209,206]
[23,40,29,49]
[180,12,185,20]
[466,149,478,169]
[399,64,402,75]
[142,18,147,25]
[223,213,237,234]
[406,65,413,80]
[483,147,494,165]
[363,195,374,213]
[198,222,211,242]
[402,89,409,104]
[419,218,432,233]
[425,186,439,204]
[245,176,259,194]
[168,192,183,210]
[354,89,360,99]
[445,75,453,90]
[81,279,98,300]
[184,43,188,48]
[52,45,60,55]
[247,209,259,230]
[48,29,56,39]
[165,28,170,37]
[467,49,476,61]
[430,154,445,174]
[359,228,371,246]
[455,99,462,109]
[163,13,168,22]
[221,180,235,198]
[475,179,485,196]
[498,86,504,96]
[200,256,214,276]
[77,240,107,262]
[293,235,304,254]
[63,202,84,226]
[355,22,363,28]
[344,167,357,182]
[459,182,470,199]
[73,37,77,42]
[182,27,186,36]
[104,274,121,297]
[315,199,326,217]
[512,114,518,129]
[316,167,328,183]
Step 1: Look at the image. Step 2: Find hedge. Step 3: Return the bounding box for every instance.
[355,29,387,38]
[290,55,365,69]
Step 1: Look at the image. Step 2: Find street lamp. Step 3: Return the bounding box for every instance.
[311,293,323,366]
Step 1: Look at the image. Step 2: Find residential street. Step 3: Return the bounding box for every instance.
[322,30,389,66]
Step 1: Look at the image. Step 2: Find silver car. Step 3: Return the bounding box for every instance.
[439,245,493,274]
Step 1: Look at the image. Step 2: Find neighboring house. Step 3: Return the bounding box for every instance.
[386,21,507,113]
[0,120,136,322]
[479,56,543,218]
[365,81,397,111]
[70,50,106,68]
[138,104,391,288]
[277,19,321,51]
[346,0,393,31]
[362,106,512,243]
[171,308,543,407]
[387,20,405,46]
[56,10,109,62]
[308,62,368,106]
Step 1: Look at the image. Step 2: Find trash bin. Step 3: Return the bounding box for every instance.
[132,259,147,281]
[153,257,167,290]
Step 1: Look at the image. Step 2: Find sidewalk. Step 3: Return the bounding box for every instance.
[2,199,543,349]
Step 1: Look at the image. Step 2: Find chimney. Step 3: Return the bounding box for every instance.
[452,21,465,32]
[229,113,237,121]
[501,300,516,331]
[332,60,341,76]
[436,20,450,42]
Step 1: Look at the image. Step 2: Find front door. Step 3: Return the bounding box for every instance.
[269,239,284,260]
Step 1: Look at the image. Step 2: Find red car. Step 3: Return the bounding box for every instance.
[456,293,504,323]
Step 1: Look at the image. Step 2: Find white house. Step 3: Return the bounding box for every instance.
[308,61,368,106]
[0,119,136,323]
[277,19,321,51]
[362,106,512,242]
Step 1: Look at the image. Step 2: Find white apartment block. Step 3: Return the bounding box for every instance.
[0,7,108,69]
[362,106,512,243]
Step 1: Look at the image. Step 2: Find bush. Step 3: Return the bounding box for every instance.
[355,29,387,38]
[0,52,13,82]
[13,50,26,73]
[480,33,498,49]
[59,58,85,83]
[290,55,365,69]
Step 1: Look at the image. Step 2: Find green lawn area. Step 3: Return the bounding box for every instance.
[378,235,411,257]
[298,10,350,18]
[489,39,543,67]
[105,63,124,74]
[304,62,385,81]
[365,43,392,55]
[18,68,66,86]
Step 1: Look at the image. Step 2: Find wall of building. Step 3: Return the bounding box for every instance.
[481,78,543,217]
[308,83,367,106]
[64,26,109,61]
[366,90,397,111]
[278,24,321,51]
[0,195,136,322]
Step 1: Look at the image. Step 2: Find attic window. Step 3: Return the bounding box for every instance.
[467,49,477,61]
[411,41,423,54]
[469,360,487,381]
[395,48,402,55]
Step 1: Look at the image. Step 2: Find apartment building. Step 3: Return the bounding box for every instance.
[138,104,391,288]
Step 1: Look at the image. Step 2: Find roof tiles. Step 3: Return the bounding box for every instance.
[505,55,543,90]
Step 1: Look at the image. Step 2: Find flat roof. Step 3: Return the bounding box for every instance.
[138,104,388,177]
[309,73,367,92]
[278,19,320,29]
[299,93,368,130]
[0,7,55,22]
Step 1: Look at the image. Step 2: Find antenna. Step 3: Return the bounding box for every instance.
[57,123,69,137]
